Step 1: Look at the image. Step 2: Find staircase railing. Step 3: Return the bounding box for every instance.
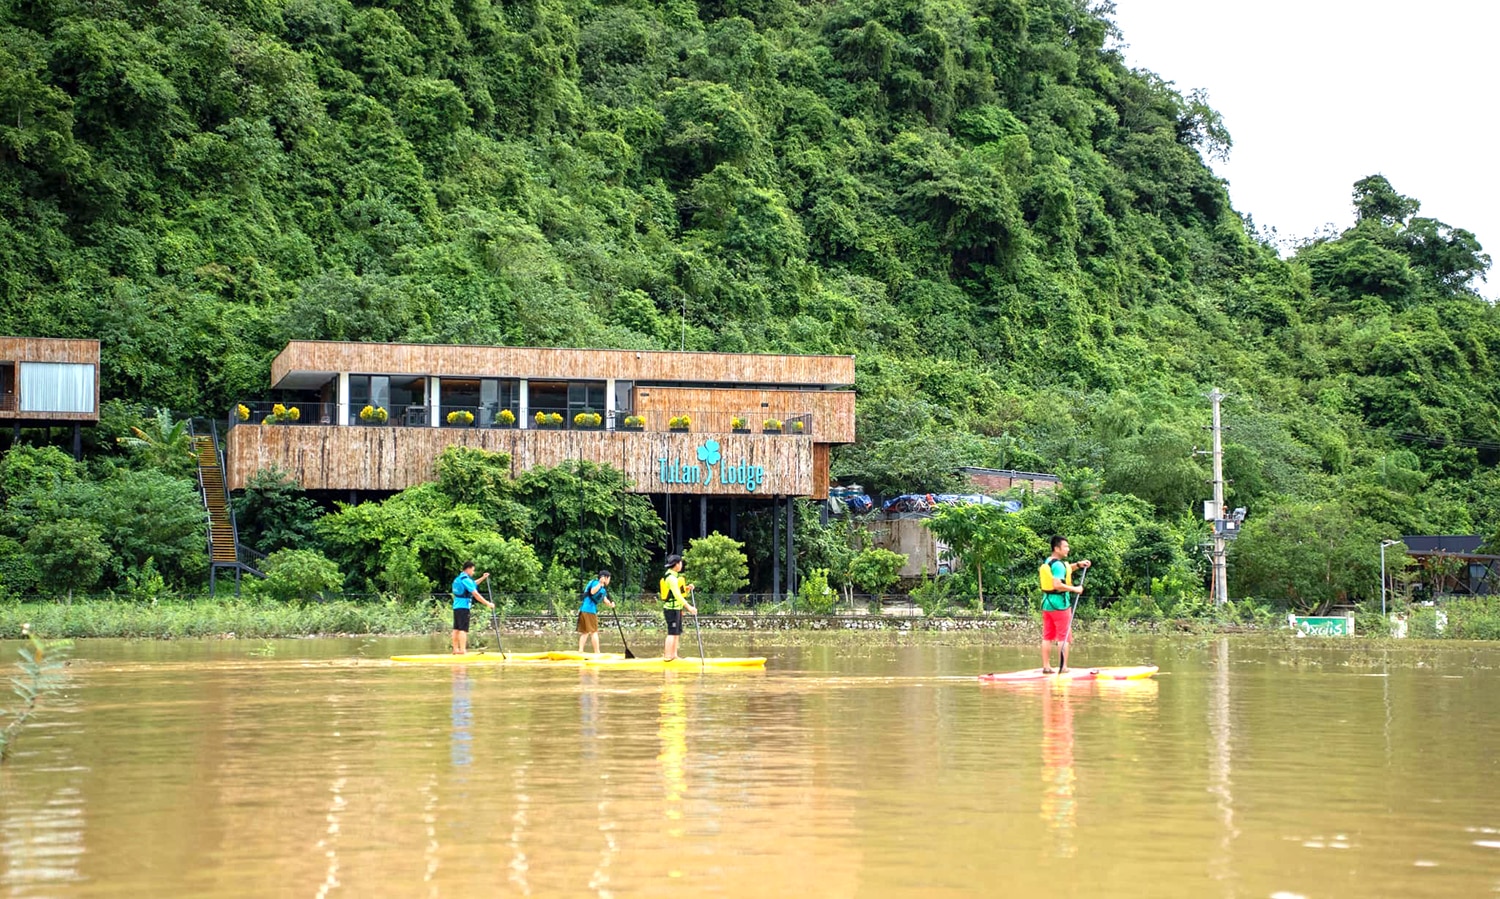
[187,419,217,563]
[192,417,265,588]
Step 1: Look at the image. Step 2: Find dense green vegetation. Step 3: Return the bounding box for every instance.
[3,0,1498,615]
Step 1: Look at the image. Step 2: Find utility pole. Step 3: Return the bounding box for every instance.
[1208,388,1228,605]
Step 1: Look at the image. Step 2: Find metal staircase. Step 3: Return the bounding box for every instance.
[191,419,263,592]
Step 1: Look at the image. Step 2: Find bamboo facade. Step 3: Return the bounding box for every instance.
[227,425,821,497]
[0,336,101,422]
[272,341,853,388]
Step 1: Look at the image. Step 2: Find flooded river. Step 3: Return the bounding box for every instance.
[2,634,1498,897]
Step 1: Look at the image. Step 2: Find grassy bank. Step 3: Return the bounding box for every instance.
[1,600,451,640]
[4,597,1498,641]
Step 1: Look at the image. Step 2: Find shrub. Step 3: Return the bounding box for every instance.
[253,549,345,603]
[446,410,475,425]
[763,418,782,431]
[683,532,749,598]
[573,411,603,427]
[799,567,838,614]
[1446,598,1500,640]
[467,534,542,603]
[849,548,906,599]
[496,409,517,426]
[731,416,747,429]
[910,575,959,617]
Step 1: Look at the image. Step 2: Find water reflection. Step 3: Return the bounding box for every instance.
[658,677,688,860]
[0,784,87,895]
[450,667,472,770]
[580,668,617,899]
[1208,637,1238,893]
[4,637,1500,897]
[1040,686,1077,857]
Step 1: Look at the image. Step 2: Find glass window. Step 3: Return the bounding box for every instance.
[567,381,606,419]
[19,362,95,413]
[614,380,634,415]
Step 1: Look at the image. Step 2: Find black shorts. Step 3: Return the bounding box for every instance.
[453,607,471,632]
[663,609,684,635]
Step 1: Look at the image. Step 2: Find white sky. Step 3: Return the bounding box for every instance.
[1110,0,1499,298]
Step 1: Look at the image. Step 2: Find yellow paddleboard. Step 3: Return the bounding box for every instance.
[543,651,625,662]
[584,656,767,671]
[390,651,553,664]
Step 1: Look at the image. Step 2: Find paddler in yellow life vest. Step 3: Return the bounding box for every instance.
[659,554,697,661]
[1040,536,1091,673]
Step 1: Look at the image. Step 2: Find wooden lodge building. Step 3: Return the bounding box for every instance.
[214,340,856,591]
[0,336,102,459]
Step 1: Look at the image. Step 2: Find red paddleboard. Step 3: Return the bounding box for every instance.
[979,665,1159,683]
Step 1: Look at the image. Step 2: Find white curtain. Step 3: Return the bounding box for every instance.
[19,362,95,413]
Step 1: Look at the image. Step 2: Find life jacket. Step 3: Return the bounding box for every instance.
[1039,559,1070,594]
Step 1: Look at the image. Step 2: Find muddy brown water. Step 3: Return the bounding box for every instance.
[2,635,1498,897]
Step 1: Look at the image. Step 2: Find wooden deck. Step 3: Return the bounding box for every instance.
[226,425,826,497]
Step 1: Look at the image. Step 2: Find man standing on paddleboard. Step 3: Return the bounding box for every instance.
[660,554,697,661]
[1041,537,1090,673]
[451,562,495,655]
[578,570,615,654]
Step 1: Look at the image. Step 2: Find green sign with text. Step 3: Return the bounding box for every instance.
[1288,614,1355,637]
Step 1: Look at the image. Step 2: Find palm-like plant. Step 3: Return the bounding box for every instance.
[117,407,196,476]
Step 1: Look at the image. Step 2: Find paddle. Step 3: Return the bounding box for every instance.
[691,606,706,672]
[1059,566,1087,672]
[486,581,507,660]
[610,599,636,659]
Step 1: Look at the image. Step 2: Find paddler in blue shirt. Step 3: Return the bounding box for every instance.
[451,562,494,655]
[578,570,615,654]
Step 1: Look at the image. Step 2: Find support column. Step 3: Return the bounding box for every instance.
[337,372,350,426]
[72,424,81,461]
[431,377,442,428]
[699,495,707,538]
[786,496,796,596]
[729,499,738,540]
[519,378,529,429]
[772,497,781,600]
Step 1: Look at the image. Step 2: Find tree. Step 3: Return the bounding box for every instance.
[316,483,490,592]
[516,461,665,581]
[434,446,530,533]
[0,446,80,500]
[467,534,543,602]
[926,503,1045,608]
[682,532,749,599]
[848,548,906,600]
[25,519,108,596]
[252,549,344,603]
[234,467,324,554]
[1230,502,1394,613]
[115,408,196,478]
[1352,174,1420,227]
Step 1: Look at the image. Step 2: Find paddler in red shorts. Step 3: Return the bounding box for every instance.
[1040,536,1090,673]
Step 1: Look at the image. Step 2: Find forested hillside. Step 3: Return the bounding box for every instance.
[3,0,1498,606]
